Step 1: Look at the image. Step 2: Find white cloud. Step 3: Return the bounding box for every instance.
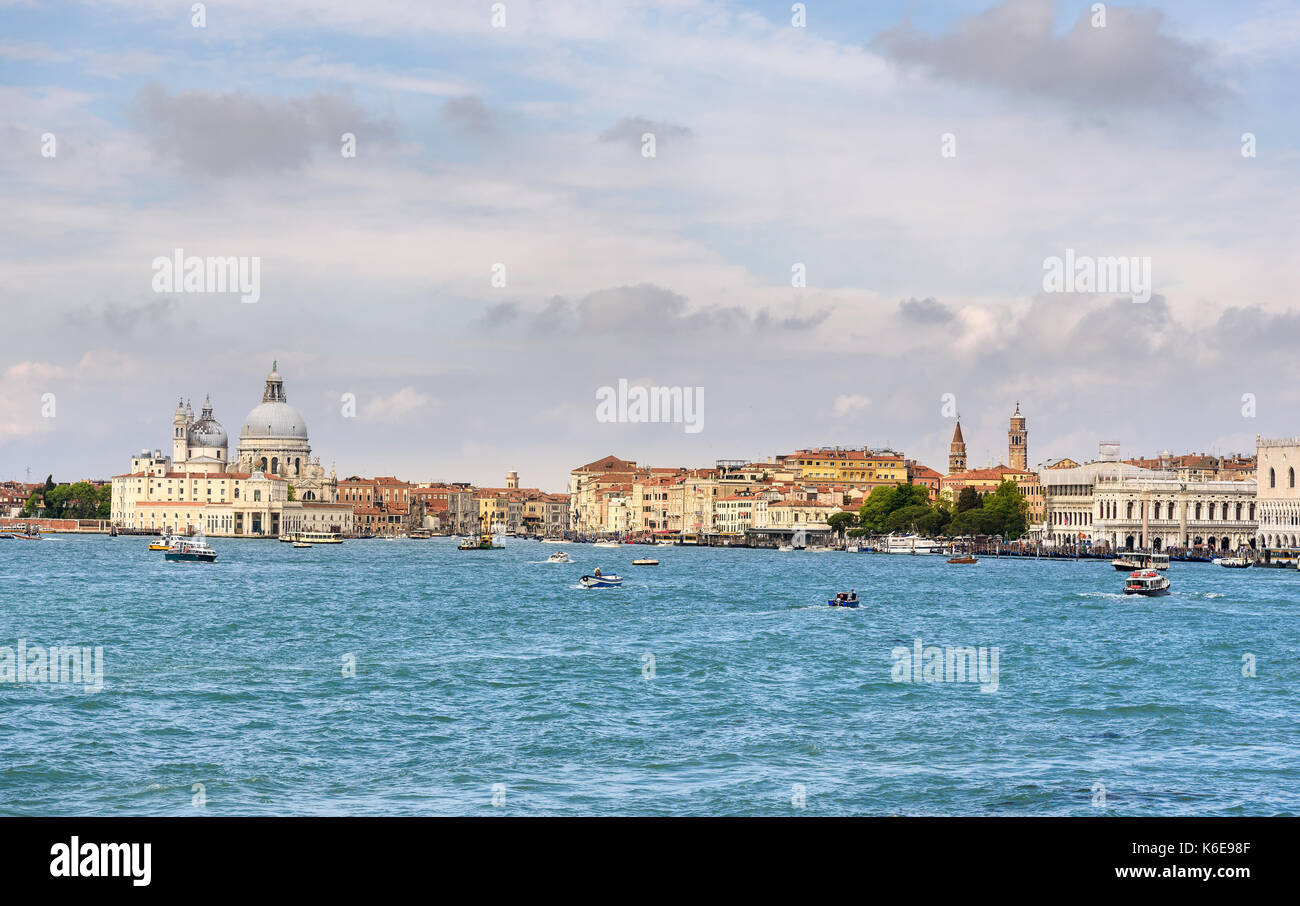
[832,394,871,417]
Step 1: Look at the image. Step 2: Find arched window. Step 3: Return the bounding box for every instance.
[271,457,279,475]
[1291,468,1296,488]
[253,490,261,502]
[1270,468,1276,488]
[234,487,240,499]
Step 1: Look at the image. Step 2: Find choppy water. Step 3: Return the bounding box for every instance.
[1,536,1296,815]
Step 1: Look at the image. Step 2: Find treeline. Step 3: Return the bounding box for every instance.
[826,481,1028,540]
[21,476,111,519]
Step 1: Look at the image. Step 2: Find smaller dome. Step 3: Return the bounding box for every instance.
[188,417,227,449]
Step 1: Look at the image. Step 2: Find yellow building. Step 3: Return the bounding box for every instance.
[790,448,907,488]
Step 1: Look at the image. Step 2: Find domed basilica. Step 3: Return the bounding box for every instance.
[112,363,353,537]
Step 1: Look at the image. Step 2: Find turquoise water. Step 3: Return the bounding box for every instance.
[1,535,1296,816]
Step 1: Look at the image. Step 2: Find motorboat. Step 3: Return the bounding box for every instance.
[164,534,217,563]
[10,523,42,541]
[632,557,659,566]
[827,592,860,608]
[547,551,572,563]
[1213,556,1250,568]
[947,555,979,564]
[1124,569,1170,596]
[293,541,313,549]
[541,538,569,544]
[593,541,622,549]
[148,531,175,551]
[777,545,794,552]
[579,574,623,588]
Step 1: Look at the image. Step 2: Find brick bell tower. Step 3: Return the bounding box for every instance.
[1008,402,1027,471]
[949,419,967,474]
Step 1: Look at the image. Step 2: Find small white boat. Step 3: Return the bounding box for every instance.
[593,541,622,549]
[656,540,675,546]
[632,557,659,566]
[1124,569,1170,596]
[1213,556,1250,568]
[293,541,312,549]
[880,534,943,555]
[547,551,572,563]
[777,545,794,552]
[579,574,623,588]
[541,538,569,544]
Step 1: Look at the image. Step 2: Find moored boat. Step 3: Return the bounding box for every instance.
[1123,569,1170,596]
[880,533,943,555]
[1213,556,1251,568]
[1113,552,1169,571]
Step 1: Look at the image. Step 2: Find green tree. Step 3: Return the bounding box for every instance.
[827,511,858,537]
[858,482,945,535]
[955,486,982,513]
[287,484,297,502]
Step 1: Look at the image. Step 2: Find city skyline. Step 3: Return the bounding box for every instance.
[3,0,1297,491]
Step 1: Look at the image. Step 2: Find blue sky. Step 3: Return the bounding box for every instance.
[2,0,1298,490]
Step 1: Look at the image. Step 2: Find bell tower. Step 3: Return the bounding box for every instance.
[1009,402,1028,471]
[172,398,191,466]
[949,419,967,474]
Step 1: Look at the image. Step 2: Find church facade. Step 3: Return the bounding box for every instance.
[111,364,353,537]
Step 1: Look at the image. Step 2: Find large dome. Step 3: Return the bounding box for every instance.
[241,401,308,439]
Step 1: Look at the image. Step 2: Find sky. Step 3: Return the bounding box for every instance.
[1,0,1298,492]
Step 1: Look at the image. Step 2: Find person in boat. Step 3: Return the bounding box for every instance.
[594,567,602,578]
[849,589,858,603]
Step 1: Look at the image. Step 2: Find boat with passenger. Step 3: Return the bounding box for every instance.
[1123,569,1170,596]
[579,569,622,588]
[148,530,175,551]
[547,551,572,563]
[10,523,42,541]
[826,590,860,608]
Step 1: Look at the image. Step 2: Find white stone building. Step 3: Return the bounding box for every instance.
[1256,436,1300,549]
[1093,478,1257,552]
[111,364,352,537]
